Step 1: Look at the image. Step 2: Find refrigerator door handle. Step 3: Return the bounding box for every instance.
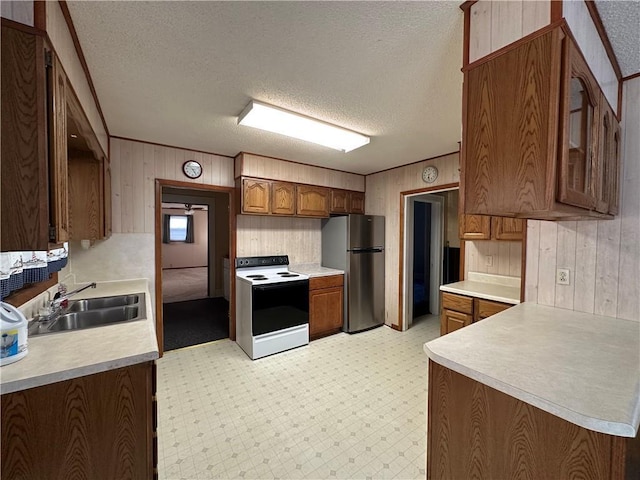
[349,247,384,253]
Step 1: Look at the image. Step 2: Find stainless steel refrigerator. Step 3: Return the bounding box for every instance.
[321,215,385,333]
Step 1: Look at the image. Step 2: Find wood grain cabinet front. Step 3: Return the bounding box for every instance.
[242,178,271,214]
[349,191,365,214]
[460,215,524,241]
[330,189,349,214]
[1,362,157,479]
[309,275,344,339]
[1,24,49,251]
[441,291,512,335]
[297,185,330,217]
[271,181,296,215]
[463,25,621,221]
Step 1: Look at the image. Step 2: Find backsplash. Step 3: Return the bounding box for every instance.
[464,240,522,278]
[236,216,321,265]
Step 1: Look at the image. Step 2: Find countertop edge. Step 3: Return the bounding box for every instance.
[423,344,638,438]
[0,349,159,395]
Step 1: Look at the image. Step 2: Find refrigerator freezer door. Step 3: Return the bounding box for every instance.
[346,250,385,332]
[348,215,385,250]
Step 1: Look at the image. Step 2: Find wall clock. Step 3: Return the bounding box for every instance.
[182,160,202,179]
[422,165,438,184]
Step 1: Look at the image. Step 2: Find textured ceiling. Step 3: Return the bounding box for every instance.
[66,1,463,175]
[595,0,640,78]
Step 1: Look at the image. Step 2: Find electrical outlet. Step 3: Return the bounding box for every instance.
[556,268,570,285]
[485,256,493,267]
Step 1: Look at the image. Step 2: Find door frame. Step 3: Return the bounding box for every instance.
[398,183,458,330]
[404,195,444,329]
[154,179,236,356]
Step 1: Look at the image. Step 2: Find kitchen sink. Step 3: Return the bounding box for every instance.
[28,293,146,336]
[67,294,140,312]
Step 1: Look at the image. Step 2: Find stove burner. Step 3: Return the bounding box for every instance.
[279,273,299,277]
[277,271,289,275]
[247,275,267,280]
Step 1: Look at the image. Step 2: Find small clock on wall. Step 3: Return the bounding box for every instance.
[422,165,438,184]
[182,160,203,179]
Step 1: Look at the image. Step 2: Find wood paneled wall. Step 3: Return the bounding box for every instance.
[468,0,550,63]
[365,152,459,327]
[525,78,640,321]
[236,216,322,265]
[46,2,108,154]
[1,1,34,26]
[564,0,618,110]
[110,138,234,234]
[236,153,365,191]
[465,241,522,278]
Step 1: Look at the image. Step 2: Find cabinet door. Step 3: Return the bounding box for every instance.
[594,101,621,215]
[349,191,365,214]
[242,178,271,214]
[309,286,343,338]
[459,214,491,240]
[297,185,330,217]
[558,41,600,211]
[330,189,348,214]
[1,362,154,479]
[68,153,102,240]
[271,181,295,215]
[103,157,112,238]
[440,309,472,335]
[473,298,511,322]
[48,53,70,243]
[491,217,525,241]
[1,25,49,251]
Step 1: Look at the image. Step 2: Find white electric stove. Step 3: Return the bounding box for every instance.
[235,256,309,359]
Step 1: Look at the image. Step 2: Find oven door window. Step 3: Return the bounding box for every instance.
[252,280,309,336]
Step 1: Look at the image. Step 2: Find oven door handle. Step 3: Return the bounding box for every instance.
[252,280,309,292]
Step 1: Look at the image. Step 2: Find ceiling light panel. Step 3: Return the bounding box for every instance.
[238,101,370,153]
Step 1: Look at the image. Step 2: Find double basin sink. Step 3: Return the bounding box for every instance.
[28,293,146,336]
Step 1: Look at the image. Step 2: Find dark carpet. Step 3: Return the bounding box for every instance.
[163,297,229,351]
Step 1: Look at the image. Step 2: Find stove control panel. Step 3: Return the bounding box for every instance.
[236,255,289,269]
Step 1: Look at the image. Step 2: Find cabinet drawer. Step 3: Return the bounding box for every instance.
[474,298,512,321]
[441,292,473,315]
[310,274,344,290]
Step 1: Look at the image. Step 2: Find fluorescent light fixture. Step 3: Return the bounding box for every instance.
[238,100,370,152]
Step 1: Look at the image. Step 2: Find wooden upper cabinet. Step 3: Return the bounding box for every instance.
[459,214,491,240]
[242,178,270,214]
[103,158,112,238]
[491,217,524,241]
[297,185,330,217]
[271,181,295,215]
[1,25,49,251]
[48,51,69,244]
[463,25,620,221]
[595,101,621,215]
[330,189,348,214]
[557,40,600,211]
[349,191,365,214]
[68,152,106,241]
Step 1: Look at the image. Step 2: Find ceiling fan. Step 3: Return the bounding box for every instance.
[183,204,206,215]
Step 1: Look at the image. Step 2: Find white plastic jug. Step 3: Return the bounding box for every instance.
[1,302,28,366]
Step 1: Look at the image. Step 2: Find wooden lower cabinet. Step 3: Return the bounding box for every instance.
[427,360,640,479]
[441,291,512,335]
[1,361,157,480]
[309,275,344,340]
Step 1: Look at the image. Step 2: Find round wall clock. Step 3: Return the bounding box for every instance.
[182,160,203,179]
[422,165,438,183]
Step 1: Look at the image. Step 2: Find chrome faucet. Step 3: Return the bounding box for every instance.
[51,282,97,309]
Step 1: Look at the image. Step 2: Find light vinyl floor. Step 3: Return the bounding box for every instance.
[156,315,440,480]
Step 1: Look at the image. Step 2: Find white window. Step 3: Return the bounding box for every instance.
[169,215,188,242]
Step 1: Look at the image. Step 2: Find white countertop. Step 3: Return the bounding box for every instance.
[424,302,640,437]
[289,264,345,277]
[440,272,521,304]
[1,279,159,395]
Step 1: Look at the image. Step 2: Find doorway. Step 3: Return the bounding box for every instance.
[155,182,234,355]
[402,188,459,330]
